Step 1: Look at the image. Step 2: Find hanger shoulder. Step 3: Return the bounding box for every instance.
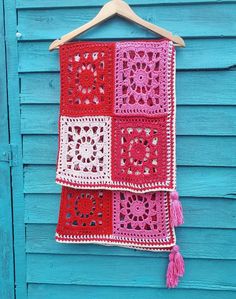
[120,9,185,47]
[116,2,185,47]
[49,0,185,51]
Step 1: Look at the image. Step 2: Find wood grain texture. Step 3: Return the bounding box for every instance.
[16,0,236,9]
[17,4,236,39]
[0,1,15,298]
[3,0,27,298]
[26,253,236,290]
[27,284,236,299]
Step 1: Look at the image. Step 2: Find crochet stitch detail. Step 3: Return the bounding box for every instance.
[112,116,168,184]
[56,187,112,235]
[115,41,169,116]
[59,42,115,116]
[57,115,112,184]
[113,191,169,239]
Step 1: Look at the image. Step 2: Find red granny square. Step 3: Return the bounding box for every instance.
[59,42,115,116]
[56,187,113,236]
[112,116,174,191]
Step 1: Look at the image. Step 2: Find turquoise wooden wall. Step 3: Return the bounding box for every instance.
[1,0,236,298]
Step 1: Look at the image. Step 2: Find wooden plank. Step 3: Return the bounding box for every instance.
[26,253,236,290]
[25,224,236,259]
[0,1,15,298]
[17,4,236,40]
[20,105,236,136]
[19,70,236,106]
[23,135,236,166]
[27,284,236,299]
[16,0,236,9]
[18,39,236,72]
[24,194,236,229]
[3,0,27,298]
[23,165,236,198]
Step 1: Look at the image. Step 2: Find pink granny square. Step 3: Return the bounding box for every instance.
[114,40,171,116]
[113,191,170,240]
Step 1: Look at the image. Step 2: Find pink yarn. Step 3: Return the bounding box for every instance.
[174,250,185,277]
[166,245,185,288]
[170,191,184,227]
[166,252,179,288]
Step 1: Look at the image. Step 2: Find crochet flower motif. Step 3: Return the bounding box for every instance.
[67,51,106,105]
[67,125,105,173]
[57,116,112,185]
[73,192,97,221]
[119,126,158,177]
[120,192,157,230]
[57,188,112,235]
[123,51,160,105]
[115,42,169,115]
[126,128,157,175]
[113,191,168,238]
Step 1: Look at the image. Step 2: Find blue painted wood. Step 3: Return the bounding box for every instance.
[16,0,236,9]
[3,0,236,298]
[0,1,15,298]
[26,254,236,290]
[27,284,236,299]
[3,0,27,298]
[17,3,236,39]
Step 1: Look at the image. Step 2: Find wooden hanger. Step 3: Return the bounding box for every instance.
[49,0,185,51]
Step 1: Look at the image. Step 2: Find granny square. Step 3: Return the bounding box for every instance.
[115,41,170,116]
[56,187,113,236]
[113,191,170,240]
[59,42,115,116]
[56,39,176,192]
[56,186,175,249]
[112,116,171,189]
[56,115,112,187]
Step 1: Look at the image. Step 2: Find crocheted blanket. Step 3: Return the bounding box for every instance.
[55,39,184,288]
[56,39,176,193]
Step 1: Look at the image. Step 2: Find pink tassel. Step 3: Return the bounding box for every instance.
[166,245,185,288]
[170,191,184,227]
[174,249,185,277]
[166,251,179,288]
